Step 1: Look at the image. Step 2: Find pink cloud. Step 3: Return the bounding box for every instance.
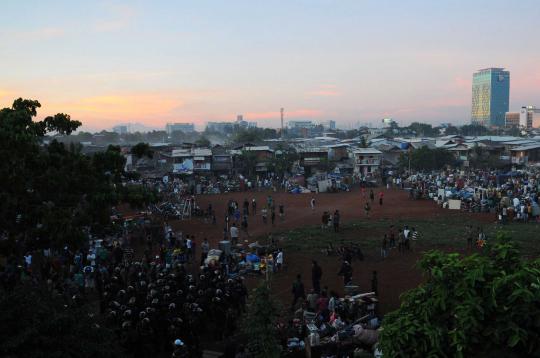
[245,109,324,120]
[307,85,341,97]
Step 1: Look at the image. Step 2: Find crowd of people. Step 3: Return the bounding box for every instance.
[404,169,540,223]
[1,222,250,358]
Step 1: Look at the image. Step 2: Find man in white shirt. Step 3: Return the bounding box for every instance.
[276,249,283,271]
[230,224,239,246]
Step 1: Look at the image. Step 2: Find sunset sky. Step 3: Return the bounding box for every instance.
[1,0,539,131]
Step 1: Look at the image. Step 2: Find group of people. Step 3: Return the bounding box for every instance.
[2,222,251,358]
[380,225,419,259]
[321,210,341,232]
[404,169,540,223]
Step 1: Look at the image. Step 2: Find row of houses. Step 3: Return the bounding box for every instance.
[113,133,540,177]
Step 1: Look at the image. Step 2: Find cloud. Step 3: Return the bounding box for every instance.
[93,4,137,32]
[42,93,185,128]
[307,85,341,97]
[0,27,65,40]
[245,109,324,120]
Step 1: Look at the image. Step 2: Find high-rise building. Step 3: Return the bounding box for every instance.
[165,123,195,134]
[519,106,540,129]
[505,112,520,128]
[471,68,510,127]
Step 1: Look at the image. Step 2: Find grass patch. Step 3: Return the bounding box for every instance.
[265,217,540,257]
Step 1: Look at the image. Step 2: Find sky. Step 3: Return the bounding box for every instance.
[1,0,539,132]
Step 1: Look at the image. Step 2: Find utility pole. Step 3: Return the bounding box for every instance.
[280,108,284,138]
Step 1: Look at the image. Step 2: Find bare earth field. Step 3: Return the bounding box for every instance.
[168,187,537,314]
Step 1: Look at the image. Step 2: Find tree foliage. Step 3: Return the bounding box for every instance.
[399,146,455,171]
[0,284,125,358]
[269,147,298,176]
[130,142,153,159]
[379,235,540,357]
[0,99,156,252]
[243,282,281,357]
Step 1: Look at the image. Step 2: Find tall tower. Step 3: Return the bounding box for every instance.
[471,68,510,127]
[280,108,284,137]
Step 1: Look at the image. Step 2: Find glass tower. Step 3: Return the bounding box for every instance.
[471,68,510,127]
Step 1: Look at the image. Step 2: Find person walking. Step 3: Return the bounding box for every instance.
[278,204,284,221]
[261,207,268,224]
[271,209,276,226]
[389,225,396,248]
[333,210,340,232]
[310,197,316,211]
[251,198,257,216]
[379,191,384,206]
[369,189,375,204]
[311,260,323,294]
[291,274,306,310]
[321,212,329,229]
[364,202,371,218]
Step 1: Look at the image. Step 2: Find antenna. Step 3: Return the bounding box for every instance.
[280,108,284,137]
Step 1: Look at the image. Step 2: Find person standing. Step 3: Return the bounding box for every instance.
[230,223,239,246]
[310,197,316,211]
[279,204,284,221]
[371,271,378,295]
[381,235,388,259]
[251,198,257,216]
[201,238,210,266]
[261,207,268,224]
[311,260,323,294]
[369,189,375,203]
[276,249,283,271]
[291,274,306,310]
[364,202,371,218]
[337,260,353,286]
[271,209,276,226]
[379,191,384,206]
[333,210,340,232]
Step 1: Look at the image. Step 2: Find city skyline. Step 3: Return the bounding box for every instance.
[1,0,539,131]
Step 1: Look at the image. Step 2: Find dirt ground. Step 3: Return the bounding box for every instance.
[168,187,493,314]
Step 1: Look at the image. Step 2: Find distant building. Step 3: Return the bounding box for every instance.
[288,120,314,129]
[471,68,510,127]
[206,115,256,133]
[112,125,128,135]
[236,115,257,128]
[206,122,234,133]
[519,106,540,129]
[505,112,520,128]
[165,123,195,134]
[381,118,396,128]
[321,120,336,130]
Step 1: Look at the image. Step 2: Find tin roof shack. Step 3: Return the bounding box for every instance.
[298,147,330,176]
[192,148,212,174]
[170,148,212,174]
[510,144,540,166]
[211,146,234,175]
[352,148,382,178]
[231,146,275,176]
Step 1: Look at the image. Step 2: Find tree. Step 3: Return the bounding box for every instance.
[233,128,262,144]
[238,150,259,177]
[194,135,211,147]
[269,147,298,176]
[243,282,281,357]
[0,284,126,358]
[379,235,540,357]
[399,146,455,171]
[130,142,153,159]
[360,136,368,148]
[407,122,438,137]
[0,99,157,252]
